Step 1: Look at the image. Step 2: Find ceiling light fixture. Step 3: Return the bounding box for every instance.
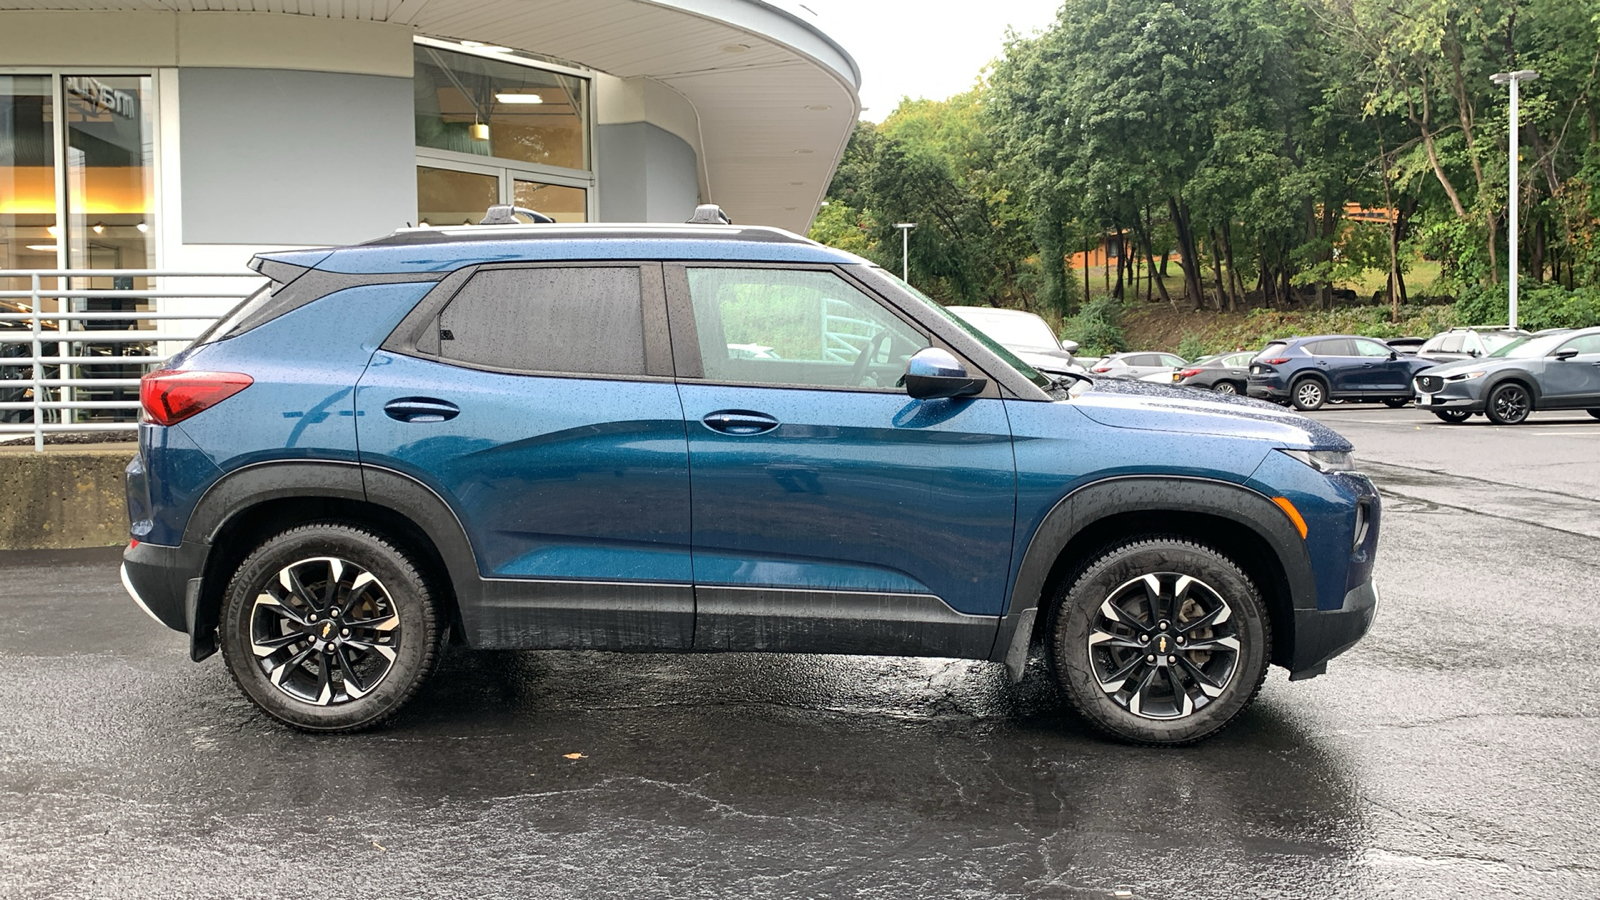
[470,121,491,141]
[794,149,815,154]
[26,244,60,252]
[92,222,105,234]
[496,92,544,104]
[46,225,59,237]
[806,104,831,111]
[721,43,751,54]
[136,222,149,233]
[461,40,486,47]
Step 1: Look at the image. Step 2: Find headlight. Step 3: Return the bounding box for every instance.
[1280,448,1356,473]
[1444,371,1486,382]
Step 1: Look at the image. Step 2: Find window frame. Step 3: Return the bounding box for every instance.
[663,262,1001,398]
[380,260,674,381]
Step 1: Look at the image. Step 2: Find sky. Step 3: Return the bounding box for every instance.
[790,0,1064,120]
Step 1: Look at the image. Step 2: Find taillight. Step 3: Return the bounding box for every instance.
[140,370,253,426]
[1092,366,1112,373]
[1262,357,1290,365]
[1178,368,1203,378]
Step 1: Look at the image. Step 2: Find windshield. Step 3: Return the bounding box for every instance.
[872,270,1050,387]
[1480,332,1524,353]
[947,308,1059,350]
[1488,332,1569,359]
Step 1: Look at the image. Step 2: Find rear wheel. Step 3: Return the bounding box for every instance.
[1211,381,1240,395]
[1485,382,1532,425]
[1290,377,1326,411]
[1433,409,1471,424]
[1050,537,1270,745]
[219,523,442,732]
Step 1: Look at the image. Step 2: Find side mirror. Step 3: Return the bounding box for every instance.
[1061,339,1080,355]
[1468,349,1481,357]
[1554,348,1579,361]
[1388,350,1399,360]
[905,348,986,400]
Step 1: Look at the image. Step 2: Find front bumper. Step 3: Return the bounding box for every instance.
[1414,377,1487,412]
[1288,580,1379,679]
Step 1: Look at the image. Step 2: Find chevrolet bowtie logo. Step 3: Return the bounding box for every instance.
[321,622,334,639]
[1158,636,1168,653]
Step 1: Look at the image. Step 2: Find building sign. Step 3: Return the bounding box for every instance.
[64,76,137,119]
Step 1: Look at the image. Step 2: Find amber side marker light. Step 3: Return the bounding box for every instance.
[1272,496,1309,540]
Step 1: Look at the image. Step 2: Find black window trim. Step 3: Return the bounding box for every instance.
[379,260,674,382]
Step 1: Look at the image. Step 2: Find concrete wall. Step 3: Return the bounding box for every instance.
[179,67,418,246]
[0,448,130,550]
[596,122,700,223]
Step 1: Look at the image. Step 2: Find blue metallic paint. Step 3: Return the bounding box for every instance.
[677,383,1016,616]
[1245,450,1377,610]
[355,351,693,583]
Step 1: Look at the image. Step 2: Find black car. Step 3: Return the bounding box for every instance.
[1248,335,1436,411]
[1414,327,1600,424]
[1175,351,1255,394]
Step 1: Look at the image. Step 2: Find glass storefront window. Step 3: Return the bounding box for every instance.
[513,180,586,224]
[63,75,157,273]
[415,45,588,171]
[418,166,500,227]
[1,75,56,288]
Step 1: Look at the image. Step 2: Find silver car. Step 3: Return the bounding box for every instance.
[1092,351,1187,381]
[945,306,1084,377]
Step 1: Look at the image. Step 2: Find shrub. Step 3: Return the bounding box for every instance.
[1063,295,1127,356]
[1456,282,1600,331]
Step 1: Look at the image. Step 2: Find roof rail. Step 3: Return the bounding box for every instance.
[479,204,555,225]
[687,204,733,225]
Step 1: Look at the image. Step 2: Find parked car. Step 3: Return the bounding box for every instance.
[1414,326,1600,424]
[1174,351,1256,394]
[945,306,1084,377]
[1092,351,1187,381]
[1247,335,1436,411]
[1385,337,1426,355]
[122,206,1381,746]
[1415,327,1528,364]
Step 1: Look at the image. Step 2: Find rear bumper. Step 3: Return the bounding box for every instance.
[1287,579,1378,679]
[121,540,208,640]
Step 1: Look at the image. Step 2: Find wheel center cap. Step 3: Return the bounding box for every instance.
[1152,633,1173,656]
[317,620,337,641]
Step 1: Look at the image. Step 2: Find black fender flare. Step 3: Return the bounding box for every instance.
[183,460,482,659]
[1482,372,1542,405]
[990,475,1317,677]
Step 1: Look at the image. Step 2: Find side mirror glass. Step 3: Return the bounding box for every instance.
[1554,348,1579,361]
[1388,350,1399,360]
[905,348,987,400]
[1061,339,1080,355]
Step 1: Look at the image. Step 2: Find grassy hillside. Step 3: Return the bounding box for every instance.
[1111,303,1460,357]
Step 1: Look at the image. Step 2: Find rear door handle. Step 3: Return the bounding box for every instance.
[701,409,780,435]
[384,397,459,423]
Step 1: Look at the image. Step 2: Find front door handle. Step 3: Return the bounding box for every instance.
[384,397,459,423]
[701,409,780,435]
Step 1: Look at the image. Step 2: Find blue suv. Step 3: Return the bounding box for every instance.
[1248,335,1436,411]
[121,212,1380,745]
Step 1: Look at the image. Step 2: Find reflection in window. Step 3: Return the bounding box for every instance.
[513,180,586,223]
[1,75,57,285]
[417,166,499,227]
[414,45,587,170]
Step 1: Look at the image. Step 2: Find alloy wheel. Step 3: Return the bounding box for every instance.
[1487,384,1531,425]
[1293,379,1325,411]
[1212,382,1238,395]
[249,556,401,706]
[1086,572,1241,719]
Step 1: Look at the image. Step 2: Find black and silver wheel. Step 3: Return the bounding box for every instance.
[1484,382,1532,425]
[1383,397,1409,409]
[1290,377,1326,411]
[220,523,442,732]
[1433,409,1471,424]
[1051,537,1269,745]
[1211,381,1240,395]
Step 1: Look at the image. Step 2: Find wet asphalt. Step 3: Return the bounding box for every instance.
[2,407,1598,899]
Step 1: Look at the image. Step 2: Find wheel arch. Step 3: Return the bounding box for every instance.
[1484,372,1542,405]
[993,476,1317,676]
[184,461,479,661]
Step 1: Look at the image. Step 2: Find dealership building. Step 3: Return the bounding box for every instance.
[0,0,861,278]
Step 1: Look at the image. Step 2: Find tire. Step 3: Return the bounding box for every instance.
[1383,398,1409,409]
[1211,381,1240,395]
[219,522,443,733]
[1290,377,1326,411]
[1433,409,1471,423]
[1484,382,1533,425]
[1050,537,1270,745]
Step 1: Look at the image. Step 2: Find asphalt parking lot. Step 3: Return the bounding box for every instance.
[2,405,1597,899]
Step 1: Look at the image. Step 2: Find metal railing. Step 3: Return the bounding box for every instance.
[0,269,264,450]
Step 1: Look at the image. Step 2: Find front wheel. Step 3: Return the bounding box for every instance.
[1291,377,1326,411]
[1050,537,1270,745]
[1433,409,1471,424]
[220,523,443,732]
[1383,398,1409,409]
[1485,382,1532,425]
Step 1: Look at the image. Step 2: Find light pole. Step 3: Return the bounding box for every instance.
[894,223,916,283]
[1490,69,1539,328]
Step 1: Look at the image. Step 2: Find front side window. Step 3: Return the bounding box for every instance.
[435,267,644,376]
[1557,334,1600,355]
[685,268,928,389]
[1353,339,1392,358]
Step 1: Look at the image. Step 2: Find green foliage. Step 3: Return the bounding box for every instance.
[1177,332,1208,361]
[1456,283,1600,331]
[1126,304,1461,356]
[1063,296,1129,356]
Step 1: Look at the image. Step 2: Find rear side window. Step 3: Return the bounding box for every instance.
[1309,339,1354,357]
[436,267,645,376]
[1255,342,1289,360]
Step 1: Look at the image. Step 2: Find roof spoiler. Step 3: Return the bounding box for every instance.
[248,249,335,285]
